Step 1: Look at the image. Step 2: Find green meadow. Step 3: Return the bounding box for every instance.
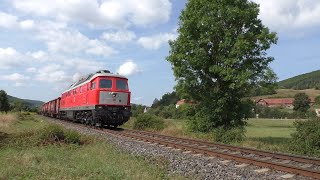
[0,113,183,180]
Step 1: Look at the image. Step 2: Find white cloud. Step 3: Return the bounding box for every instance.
[12,0,172,28]
[0,47,23,69]
[35,64,69,83]
[36,26,116,56]
[72,73,82,83]
[253,0,320,33]
[1,73,30,81]
[27,67,37,73]
[127,0,171,26]
[86,40,118,56]
[27,50,49,62]
[137,33,177,50]
[101,30,136,44]
[0,12,35,30]
[0,12,18,28]
[117,60,141,76]
[19,19,34,30]
[14,82,24,87]
[62,58,106,72]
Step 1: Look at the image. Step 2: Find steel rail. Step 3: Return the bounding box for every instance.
[125,129,320,166]
[112,130,320,179]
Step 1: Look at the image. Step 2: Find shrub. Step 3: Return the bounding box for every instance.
[39,124,82,145]
[289,119,320,157]
[39,125,65,144]
[213,127,246,144]
[65,130,82,144]
[308,110,317,119]
[17,112,29,121]
[315,95,320,105]
[133,113,165,131]
[178,104,196,119]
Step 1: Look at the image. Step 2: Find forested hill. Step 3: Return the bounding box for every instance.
[7,95,44,108]
[278,70,320,90]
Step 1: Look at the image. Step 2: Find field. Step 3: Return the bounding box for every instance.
[123,118,297,153]
[243,118,296,152]
[252,88,320,99]
[0,113,182,179]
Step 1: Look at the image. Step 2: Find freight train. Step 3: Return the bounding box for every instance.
[41,70,131,127]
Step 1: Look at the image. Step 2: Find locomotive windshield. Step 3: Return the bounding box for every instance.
[116,79,128,90]
[100,79,112,88]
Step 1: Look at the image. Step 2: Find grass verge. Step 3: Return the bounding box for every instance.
[0,113,181,179]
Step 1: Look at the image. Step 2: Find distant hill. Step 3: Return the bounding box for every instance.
[7,95,44,108]
[251,89,320,100]
[278,70,320,90]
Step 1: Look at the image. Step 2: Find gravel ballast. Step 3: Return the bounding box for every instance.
[47,118,312,180]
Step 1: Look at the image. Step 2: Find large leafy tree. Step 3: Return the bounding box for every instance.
[293,93,310,113]
[0,90,10,113]
[167,0,277,131]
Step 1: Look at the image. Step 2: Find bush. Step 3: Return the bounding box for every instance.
[213,127,246,144]
[178,104,196,119]
[17,112,31,121]
[289,119,320,157]
[65,130,82,144]
[133,113,165,131]
[39,124,82,145]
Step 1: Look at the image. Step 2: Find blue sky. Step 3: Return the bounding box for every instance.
[0,0,319,105]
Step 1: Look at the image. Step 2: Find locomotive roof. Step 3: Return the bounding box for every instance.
[62,72,127,93]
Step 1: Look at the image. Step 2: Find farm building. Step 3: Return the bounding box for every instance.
[256,98,315,109]
[176,99,194,108]
[315,109,320,117]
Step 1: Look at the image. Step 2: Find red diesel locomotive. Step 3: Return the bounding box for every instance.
[41,70,131,127]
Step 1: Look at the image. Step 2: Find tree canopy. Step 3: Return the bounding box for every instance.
[293,93,310,113]
[0,90,10,113]
[151,92,180,108]
[167,0,277,131]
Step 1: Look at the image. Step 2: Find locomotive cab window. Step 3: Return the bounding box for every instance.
[100,79,112,88]
[116,79,128,90]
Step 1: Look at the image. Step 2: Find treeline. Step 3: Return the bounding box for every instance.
[151,92,180,108]
[0,90,39,113]
[131,91,195,120]
[131,103,195,120]
[132,91,320,121]
[278,70,320,90]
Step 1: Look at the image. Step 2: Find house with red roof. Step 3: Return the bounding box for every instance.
[256,98,315,109]
[176,99,194,108]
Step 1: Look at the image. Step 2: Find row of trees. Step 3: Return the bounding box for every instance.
[139,91,318,125]
[0,90,36,113]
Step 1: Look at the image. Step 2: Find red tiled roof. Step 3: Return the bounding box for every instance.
[176,99,194,105]
[257,97,315,105]
[176,99,186,105]
[257,98,294,105]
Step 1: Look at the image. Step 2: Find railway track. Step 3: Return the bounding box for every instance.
[45,116,320,179]
[117,129,320,179]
